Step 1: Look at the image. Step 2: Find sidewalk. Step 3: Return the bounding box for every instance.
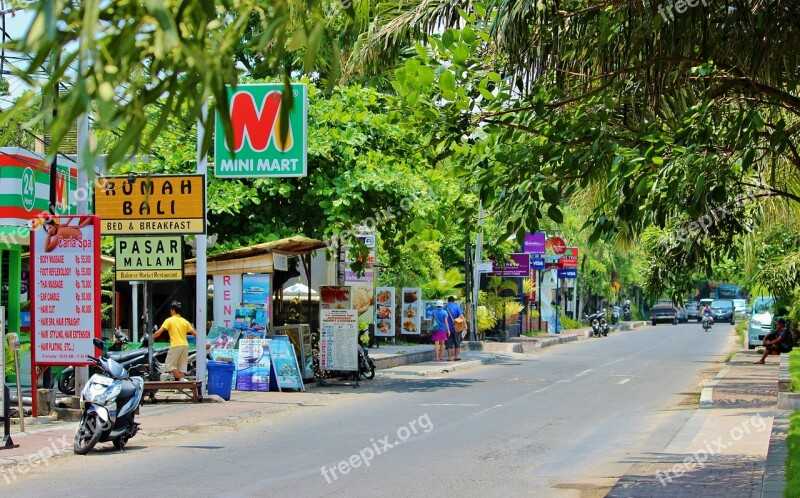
[608,350,783,498]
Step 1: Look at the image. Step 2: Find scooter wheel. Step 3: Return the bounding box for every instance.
[113,435,128,450]
[74,413,102,454]
[365,367,375,380]
[58,371,76,396]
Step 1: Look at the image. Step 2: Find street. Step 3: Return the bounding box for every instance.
[1,323,736,497]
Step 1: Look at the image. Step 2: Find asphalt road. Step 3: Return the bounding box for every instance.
[1,321,736,497]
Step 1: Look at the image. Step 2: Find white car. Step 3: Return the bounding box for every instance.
[746,297,775,349]
[732,299,747,319]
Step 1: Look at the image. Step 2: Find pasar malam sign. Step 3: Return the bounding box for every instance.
[115,236,183,281]
[31,215,100,365]
[214,83,308,178]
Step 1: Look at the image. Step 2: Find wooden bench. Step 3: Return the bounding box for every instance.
[143,381,203,403]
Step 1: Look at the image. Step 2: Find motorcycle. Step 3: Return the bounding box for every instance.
[611,306,621,325]
[358,345,376,380]
[600,315,610,336]
[702,315,713,331]
[588,310,605,337]
[74,338,144,454]
[59,335,174,395]
[622,304,632,321]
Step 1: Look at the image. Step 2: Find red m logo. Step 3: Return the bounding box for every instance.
[228,91,293,153]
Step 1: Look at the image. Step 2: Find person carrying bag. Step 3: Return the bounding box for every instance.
[445,297,466,361]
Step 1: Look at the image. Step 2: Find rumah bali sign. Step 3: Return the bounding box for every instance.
[215,83,308,178]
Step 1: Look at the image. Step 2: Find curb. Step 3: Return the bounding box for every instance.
[378,358,491,377]
[760,412,788,497]
[700,364,732,408]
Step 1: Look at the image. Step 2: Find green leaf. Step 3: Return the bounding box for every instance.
[547,205,563,223]
[439,70,456,92]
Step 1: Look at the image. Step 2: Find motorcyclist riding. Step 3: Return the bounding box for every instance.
[701,303,714,327]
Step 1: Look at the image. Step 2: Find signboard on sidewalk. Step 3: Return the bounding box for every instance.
[268,335,304,391]
[115,236,183,280]
[400,288,422,335]
[31,215,101,365]
[94,174,206,235]
[319,309,359,371]
[522,232,546,254]
[375,287,395,337]
[236,338,271,391]
[215,83,308,178]
[559,247,579,268]
[557,269,577,279]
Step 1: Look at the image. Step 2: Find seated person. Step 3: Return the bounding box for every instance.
[755,317,793,364]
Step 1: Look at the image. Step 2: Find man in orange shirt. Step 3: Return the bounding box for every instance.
[152,301,196,381]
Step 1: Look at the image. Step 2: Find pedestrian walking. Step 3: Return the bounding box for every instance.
[429,300,450,362]
[445,296,464,361]
[152,301,197,381]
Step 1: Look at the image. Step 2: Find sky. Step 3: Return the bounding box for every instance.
[1,8,37,108]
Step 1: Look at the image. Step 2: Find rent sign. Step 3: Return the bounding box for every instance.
[214,83,308,178]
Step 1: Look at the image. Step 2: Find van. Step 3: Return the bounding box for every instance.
[746,297,775,349]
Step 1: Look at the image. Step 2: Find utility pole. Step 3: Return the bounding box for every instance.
[195,104,208,391]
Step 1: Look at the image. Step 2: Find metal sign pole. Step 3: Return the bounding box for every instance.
[0,305,14,449]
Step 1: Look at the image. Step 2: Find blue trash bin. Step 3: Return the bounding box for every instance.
[207,361,235,400]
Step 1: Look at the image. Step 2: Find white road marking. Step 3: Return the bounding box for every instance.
[471,404,502,417]
[555,379,570,384]
[603,359,624,366]
[420,403,481,407]
[617,378,631,385]
[534,387,549,393]
[575,369,593,377]
[508,377,519,382]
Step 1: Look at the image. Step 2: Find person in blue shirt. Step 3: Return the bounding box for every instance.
[429,301,450,362]
[444,296,464,361]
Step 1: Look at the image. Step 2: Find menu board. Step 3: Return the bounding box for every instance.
[374,287,395,337]
[320,285,352,310]
[269,335,304,391]
[31,215,100,365]
[319,309,358,371]
[236,338,271,391]
[400,287,422,335]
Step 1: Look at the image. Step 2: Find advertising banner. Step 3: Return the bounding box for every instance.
[236,338,271,391]
[559,247,579,268]
[269,335,304,391]
[374,287,395,337]
[115,236,183,280]
[491,253,531,277]
[320,286,352,311]
[233,305,268,339]
[400,288,422,335]
[31,215,100,365]
[319,309,358,371]
[215,83,308,178]
[93,174,206,235]
[213,274,242,329]
[522,232,546,254]
[557,269,578,279]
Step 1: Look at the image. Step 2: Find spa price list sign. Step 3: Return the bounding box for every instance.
[319,309,358,372]
[31,215,101,365]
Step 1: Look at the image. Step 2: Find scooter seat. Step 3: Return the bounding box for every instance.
[109,348,148,362]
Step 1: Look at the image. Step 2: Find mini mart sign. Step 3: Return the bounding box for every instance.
[215,83,308,178]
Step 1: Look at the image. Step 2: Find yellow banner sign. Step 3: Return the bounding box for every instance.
[115,236,184,281]
[94,175,206,235]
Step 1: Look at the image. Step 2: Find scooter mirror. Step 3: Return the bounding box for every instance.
[93,338,105,350]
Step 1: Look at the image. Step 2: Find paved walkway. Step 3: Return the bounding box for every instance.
[608,350,782,497]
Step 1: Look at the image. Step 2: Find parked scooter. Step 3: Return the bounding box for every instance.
[600,315,610,336]
[611,305,621,325]
[588,310,605,337]
[358,345,376,379]
[622,303,632,321]
[74,338,144,454]
[58,335,173,395]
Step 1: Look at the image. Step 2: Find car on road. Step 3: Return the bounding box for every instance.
[732,298,747,319]
[685,301,700,321]
[650,305,678,325]
[710,299,735,325]
[675,306,689,323]
[746,296,775,349]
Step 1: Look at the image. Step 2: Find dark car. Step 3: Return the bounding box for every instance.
[650,305,678,326]
[711,299,735,325]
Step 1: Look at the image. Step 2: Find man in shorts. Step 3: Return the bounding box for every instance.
[755,317,793,364]
[152,301,196,381]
